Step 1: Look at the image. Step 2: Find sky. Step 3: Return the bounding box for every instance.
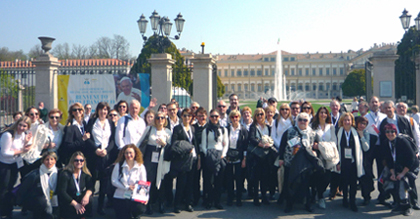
[1,0,419,58]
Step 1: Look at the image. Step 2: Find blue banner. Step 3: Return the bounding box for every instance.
[139,73,150,108]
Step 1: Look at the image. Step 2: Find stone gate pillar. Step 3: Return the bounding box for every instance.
[369,51,398,102]
[191,54,216,111]
[148,53,175,107]
[33,53,60,110]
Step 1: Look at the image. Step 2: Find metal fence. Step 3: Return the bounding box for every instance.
[0,67,36,130]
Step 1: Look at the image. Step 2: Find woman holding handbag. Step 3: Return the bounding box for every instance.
[137,112,171,214]
[225,110,248,207]
[310,107,339,209]
[248,107,273,206]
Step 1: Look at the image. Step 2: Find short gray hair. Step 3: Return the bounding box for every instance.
[130,99,140,107]
[297,112,309,120]
[383,100,395,108]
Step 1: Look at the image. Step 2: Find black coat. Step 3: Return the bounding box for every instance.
[192,123,207,155]
[166,125,196,175]
[379,115,413,146]
[59,121,87,166]
[57,169,94,218]
[85,117,117,171]
[382,136,417,173]
[226,124,249,161]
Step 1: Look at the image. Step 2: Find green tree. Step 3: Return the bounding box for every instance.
[217,75,225,98]
[342,69,368,97]
[0,70,19,98]
[395,27,420,104]
[130,35,192,93]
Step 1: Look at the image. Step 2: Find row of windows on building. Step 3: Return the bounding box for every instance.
[218,67,345,77]
[224,82,343,93]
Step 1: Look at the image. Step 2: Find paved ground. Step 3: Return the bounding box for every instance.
[11,176,420,219]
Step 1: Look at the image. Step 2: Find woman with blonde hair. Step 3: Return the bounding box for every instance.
[59,103,90,167]
[57,151,94,219]
[0,116,32,218]
[112,144,147,219]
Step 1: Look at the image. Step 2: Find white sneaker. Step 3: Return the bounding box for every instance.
[318,198,326,209]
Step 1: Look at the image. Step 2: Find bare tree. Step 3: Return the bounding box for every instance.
[112,34,130,60]
[87,44,98,59]
[71,44,88,59]
[95,37,113,58]
[52,43,72,59]
[28,44,43,59]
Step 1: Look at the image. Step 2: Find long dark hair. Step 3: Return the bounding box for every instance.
[92,102,110,119]
[311,106,332,129]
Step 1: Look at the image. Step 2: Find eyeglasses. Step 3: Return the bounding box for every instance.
[118,105,127,108]
[298,118,308,122]
[74,159,84,163]
[30,113,39,116]
[109,114,118,117]
[156,116,165,120]
[183,114,192,118]
[191,106,198,109]
[385,130,396,134]
[280,108,289,111]
[230,115,239,119]
[303,107,311,110]
[210,115,219,118]
[49,116,60,120]
[217,105,226,108]
[72,108,83,112]
[256,113,264,117]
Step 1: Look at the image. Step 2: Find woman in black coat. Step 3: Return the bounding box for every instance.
[57,151,94,219]
[168,108,197,213]
[248,107,272,206]
[85,102,117,215]
[225,110,248,207]
[59,103,90,167]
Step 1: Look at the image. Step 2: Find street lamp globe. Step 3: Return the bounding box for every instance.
[174,13,185,35]
[137,14,148,40]
[415,12,420,30]
[163,17,173,36]
[400,8,412,30]
[150,10,160,33]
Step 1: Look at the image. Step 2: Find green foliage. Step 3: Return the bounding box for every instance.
[395,27,420,104]
[130,35,192,93]
[342,69,368,97]
[0,70,19,98]
[217,76,225,98]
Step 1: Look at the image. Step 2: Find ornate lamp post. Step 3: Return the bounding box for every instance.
[399,9,420,104]
[137,10,185,53]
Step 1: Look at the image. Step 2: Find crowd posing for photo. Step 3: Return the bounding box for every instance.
[0,95,419,219]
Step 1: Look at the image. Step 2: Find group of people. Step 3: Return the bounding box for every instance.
[0,94,419,218]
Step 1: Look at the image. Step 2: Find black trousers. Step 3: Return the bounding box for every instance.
[96,168,111,209]
[311,170,331,199]
[191,161,201,205]
[203,162,225,205]
[0,161,18,217]
[174,170,194,208]
[114,198,146,219]
[372,145,386,200]
[163,174,174,205]
[284,166,311,209]
[341,162,358,205]
[225,162,242,203]
[250,157,269,202]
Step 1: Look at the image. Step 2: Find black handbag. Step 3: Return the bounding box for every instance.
[139,127,152,153]
[226,149,240,161]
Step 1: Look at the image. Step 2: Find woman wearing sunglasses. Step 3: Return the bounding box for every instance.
[201,109,228,210]
[22,109,64,174]
[301,101,315,121]
[335,112,369,212]
[279,112,319,213]
[59,103,90,167]
[115,100,129,117]
[167,108,197,213]
[248,108,272,206]
[107,109,120,126]
[137,111,171,214]
[225,110,248,207]
[84,102,117,215]
[25,106,43,134]
[57,151,94,219]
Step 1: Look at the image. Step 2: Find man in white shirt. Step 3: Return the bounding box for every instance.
[84,104,92,124]
[115,99,146,149]
[166,102,180,132]
[290,101,300,123]
[330,100,341,129]
[116,77,142,104]
[217,100,228,127]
